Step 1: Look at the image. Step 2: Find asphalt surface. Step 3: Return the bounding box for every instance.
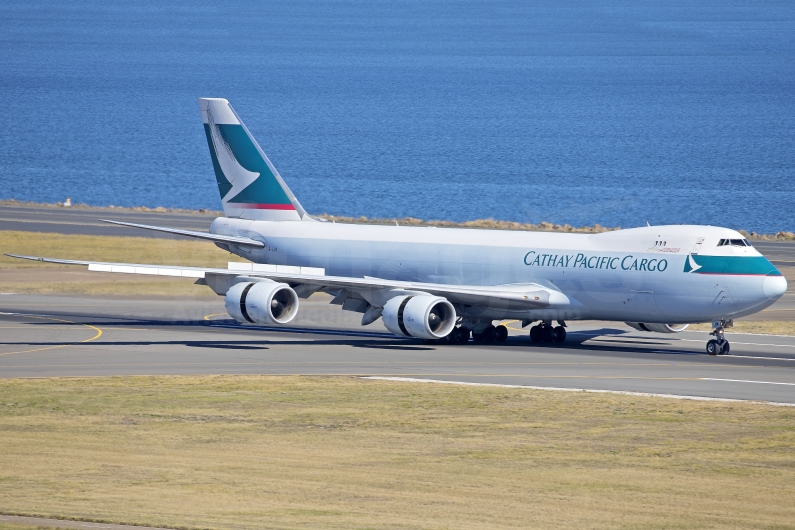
[1,294,794,404]
[0,203,216,238]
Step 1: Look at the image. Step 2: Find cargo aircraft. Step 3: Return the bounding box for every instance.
[9,98,788,355]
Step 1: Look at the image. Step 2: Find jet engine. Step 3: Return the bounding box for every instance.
[382,295,456,340]
[625,322,688,333]
[225,281,299,325]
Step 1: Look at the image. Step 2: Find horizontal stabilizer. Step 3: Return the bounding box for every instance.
[101,220,265,248]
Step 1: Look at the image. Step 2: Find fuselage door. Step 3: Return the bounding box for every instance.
[691,237,705,255]
[628,290,660,320]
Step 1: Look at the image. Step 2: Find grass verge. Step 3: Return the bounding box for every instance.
[688,321,795,336]
[0,231,231,269]
[1,375,794,529]
[0,231,232,296]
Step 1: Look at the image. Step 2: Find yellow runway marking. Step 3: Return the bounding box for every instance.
[498,319,525,331]
[0,315,102,357]
[204,313,228,321]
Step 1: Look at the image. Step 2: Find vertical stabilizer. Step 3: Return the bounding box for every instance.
[198,98,309,221]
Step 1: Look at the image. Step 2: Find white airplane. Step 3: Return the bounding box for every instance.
[9,98,787,355]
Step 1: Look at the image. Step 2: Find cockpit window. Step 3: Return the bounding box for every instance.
[717,238,751,247]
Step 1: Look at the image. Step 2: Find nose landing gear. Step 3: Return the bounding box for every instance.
[706,319,732,355]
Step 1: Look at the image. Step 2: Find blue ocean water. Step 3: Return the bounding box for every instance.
[0,0,793,233]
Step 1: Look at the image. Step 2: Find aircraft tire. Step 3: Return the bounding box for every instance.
[720,341,730,355]
[495,325,508,342]
[553,326,567,343]
[482,325,496,342]
[542,326,554,342]
[706,340,720,355]
[529,325,541,342]
[457,326,471,344]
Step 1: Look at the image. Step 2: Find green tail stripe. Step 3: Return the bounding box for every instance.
[203,124,233,199]
[216,124,292,205]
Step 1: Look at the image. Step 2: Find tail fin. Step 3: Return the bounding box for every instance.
[198,98,310,221]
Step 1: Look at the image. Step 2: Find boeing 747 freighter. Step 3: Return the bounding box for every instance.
[10,98,787,354]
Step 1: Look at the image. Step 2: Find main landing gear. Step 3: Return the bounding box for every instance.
[529,321,566,343]
[438,321,510,344]
[472,323,509,343]
[706,319,732,355]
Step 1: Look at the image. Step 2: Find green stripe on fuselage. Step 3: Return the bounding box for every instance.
[685,255,782,276]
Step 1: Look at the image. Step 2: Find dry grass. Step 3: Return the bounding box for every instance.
[0,231,233,296]
[0,524,50,530]
[689,321,795,336]
[1,376,794,530]
[0,231,231,269]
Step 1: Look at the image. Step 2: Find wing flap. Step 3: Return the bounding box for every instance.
[6,254,567,308]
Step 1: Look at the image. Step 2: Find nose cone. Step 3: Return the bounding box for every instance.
[763,274,788,300]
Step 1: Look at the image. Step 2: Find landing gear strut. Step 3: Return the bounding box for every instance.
[529,321,566,343]
[706,319,732,355]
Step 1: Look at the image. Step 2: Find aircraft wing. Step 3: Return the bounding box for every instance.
[100,220,265,248]
[6,254,567,309]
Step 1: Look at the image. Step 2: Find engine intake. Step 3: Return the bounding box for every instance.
[625,322,688,333]
[225,281,299,325]
[382,295,456,340]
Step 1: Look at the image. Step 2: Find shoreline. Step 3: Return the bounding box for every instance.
[2,198,793,240]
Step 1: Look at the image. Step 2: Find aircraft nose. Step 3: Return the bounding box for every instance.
[763,274,787,300]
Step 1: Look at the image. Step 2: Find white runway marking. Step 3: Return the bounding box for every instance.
[701,378,795,386]
[721,355,795,362]
[677,338,795,348]
[363,377,795,406]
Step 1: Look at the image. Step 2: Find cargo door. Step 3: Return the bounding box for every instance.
[628,290,660,321]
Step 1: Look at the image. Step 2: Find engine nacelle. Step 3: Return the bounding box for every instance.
[225,281,299,325]
[625,322,689,333]
[382,295,456,340]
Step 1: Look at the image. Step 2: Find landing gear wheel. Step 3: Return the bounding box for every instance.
[482,325,496,342]
[553,326,567,343]
[542,325,554,342]
[495,325,508,342]
[529,325,541,343]
[707,319,732,356]
[457,326,471,344]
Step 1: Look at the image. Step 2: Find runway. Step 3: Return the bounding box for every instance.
[0,203,216,238]
[2,294,794,404]
[2,205,793,403]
